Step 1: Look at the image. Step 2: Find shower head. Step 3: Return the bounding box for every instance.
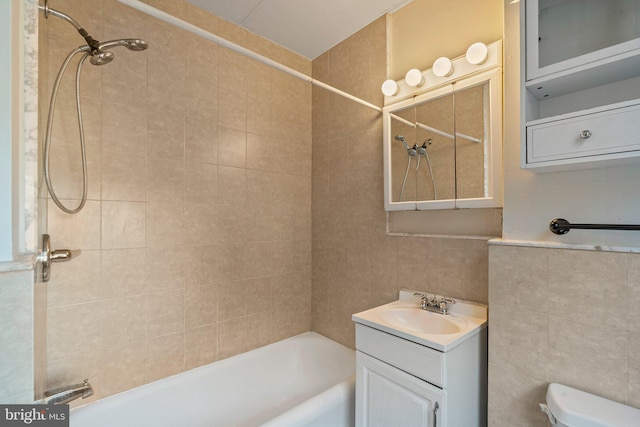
[98,39,149,52]
[394,134,411,151]
[40,3,149,64]
[89,51,114,66]
[125,39,149,51]
[417,139,432,154]
[88,39,148,66]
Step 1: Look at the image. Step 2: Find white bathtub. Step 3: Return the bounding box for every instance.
[70,332,355,427]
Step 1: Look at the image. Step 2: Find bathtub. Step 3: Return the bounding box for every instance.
[70,332,355,427]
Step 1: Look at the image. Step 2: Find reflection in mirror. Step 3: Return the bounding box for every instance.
[383,66,502,211]
[390,94,455,203]
[416,95,455,202]
[455,83,486,199]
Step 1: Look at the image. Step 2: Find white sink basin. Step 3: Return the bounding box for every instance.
[352,290,488,351]
[379,307,467,335]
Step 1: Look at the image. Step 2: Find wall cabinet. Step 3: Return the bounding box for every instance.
[520,0,640,171]
[354,323,487,427]
[383,41,502,210]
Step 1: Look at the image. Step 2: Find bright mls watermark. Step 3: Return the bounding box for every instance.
[0,405,68,426]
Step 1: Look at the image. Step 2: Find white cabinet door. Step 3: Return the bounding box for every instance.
[525,0,640,82]
[356,351,445,427]
[520,0,640,172]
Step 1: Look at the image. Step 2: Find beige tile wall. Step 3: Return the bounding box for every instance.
[0,269,34,403]
[43,0,311,403]
[310,17,490,349]
[488,243,640,425]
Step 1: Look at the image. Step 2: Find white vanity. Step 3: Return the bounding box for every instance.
[352,291,488,427]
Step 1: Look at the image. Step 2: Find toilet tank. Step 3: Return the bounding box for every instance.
[541,383,640,427]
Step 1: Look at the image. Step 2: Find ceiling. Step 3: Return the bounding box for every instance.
[185,0,414,59]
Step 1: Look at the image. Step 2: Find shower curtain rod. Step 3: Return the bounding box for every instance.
[117,0,382,113]
[389,113,482,143]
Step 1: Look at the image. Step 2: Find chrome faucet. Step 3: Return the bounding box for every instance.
[415,292,434,310]
[38,379,94,405]
[413,292,456,315]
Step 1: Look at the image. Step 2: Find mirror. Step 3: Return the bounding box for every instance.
[383,68,502,211]
[455,83,486,200]
[389,90,456,207]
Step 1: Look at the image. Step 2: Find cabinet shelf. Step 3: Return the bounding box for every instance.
[525,45,640,101]
[520,0,640,172]
[525,98,640,127]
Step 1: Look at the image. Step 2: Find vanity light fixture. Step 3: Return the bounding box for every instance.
[381,79,399,96]
[404,68,424,87]
[432,57,453,77]
[466,42,488,65]
[381,41,497,97]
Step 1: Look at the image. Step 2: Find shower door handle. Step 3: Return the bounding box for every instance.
[38,234,82,282]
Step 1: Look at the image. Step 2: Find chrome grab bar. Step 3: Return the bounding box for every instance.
[550,218,640,235]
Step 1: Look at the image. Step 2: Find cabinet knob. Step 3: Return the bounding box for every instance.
[579,130,592,140]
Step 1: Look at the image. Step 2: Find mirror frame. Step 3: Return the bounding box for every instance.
[383,65,503,211]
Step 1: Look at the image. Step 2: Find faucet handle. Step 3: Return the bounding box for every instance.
[438,297,456,314]
[413,292,431,301]
[413,292,429,309]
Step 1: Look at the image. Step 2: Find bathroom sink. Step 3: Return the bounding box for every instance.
[379,307,466,335]
[352,290,488,351]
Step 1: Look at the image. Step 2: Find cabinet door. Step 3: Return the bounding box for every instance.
[526,0,640,81]
[356,351,445,427]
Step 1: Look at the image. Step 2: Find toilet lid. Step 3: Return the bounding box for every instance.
[547,383,640,427]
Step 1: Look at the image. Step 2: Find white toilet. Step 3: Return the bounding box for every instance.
[540,383,640,426]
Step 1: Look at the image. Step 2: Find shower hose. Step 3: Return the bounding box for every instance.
[44,47,91,214]
[399,149,438,202]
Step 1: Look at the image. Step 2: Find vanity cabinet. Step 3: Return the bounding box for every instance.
[357,352,443,427]
[520,0,640,171]
[354,323,487,427]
